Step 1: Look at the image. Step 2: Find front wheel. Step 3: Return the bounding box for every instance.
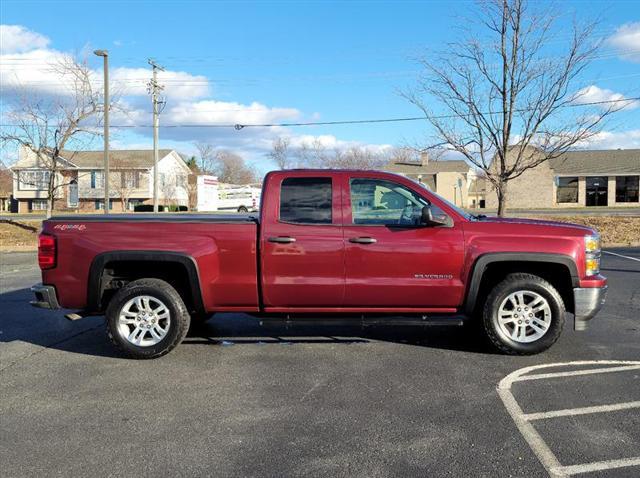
[482,273,565,355]
[106,278,191,359]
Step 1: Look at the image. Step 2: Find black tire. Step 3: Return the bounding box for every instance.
[237,206,249,213]
[106,278,191,359]
[482,273,565,355]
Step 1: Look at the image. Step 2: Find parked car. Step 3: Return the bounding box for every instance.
[31,169,607,358]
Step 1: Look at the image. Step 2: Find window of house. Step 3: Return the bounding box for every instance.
[95,199,114,210]
[279,177,332,224]
[31,199,48,210]
[556,177,579,203]
[175,174,187,188]
[19,170,50,190]
[68,180,78,207]
[350,178,439,225]
[122,171,139,189]
[616,176,639,203]
[128,199,143,211]
[91,171,104,189]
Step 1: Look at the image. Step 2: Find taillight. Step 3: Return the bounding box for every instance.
[38,234,56,269]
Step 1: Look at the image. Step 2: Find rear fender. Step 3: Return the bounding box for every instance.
[87,251,205,315]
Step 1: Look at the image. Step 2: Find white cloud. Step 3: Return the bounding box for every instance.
[605,22,640,63]
[0,48,74,97]
[578,129,640,150]
[167,100,299,125]
[0,24,50,54]
[573,85,639,110]
[0,24,393,168]
[111,67,210,100]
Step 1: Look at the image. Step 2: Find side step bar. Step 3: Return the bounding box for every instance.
[260,315,466,328]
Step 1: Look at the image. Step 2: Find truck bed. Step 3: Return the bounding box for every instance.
[41,215,260,312]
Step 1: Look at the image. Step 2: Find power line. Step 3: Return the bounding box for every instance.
[1,97,637,130]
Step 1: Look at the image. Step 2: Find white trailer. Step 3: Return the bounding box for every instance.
[196,175,219,212]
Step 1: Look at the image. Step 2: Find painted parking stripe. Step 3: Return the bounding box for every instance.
[514,364,640,382]
[551,457,640,476]
[603,250,640,262]
[498,360,640,478]
[523,400,640,421]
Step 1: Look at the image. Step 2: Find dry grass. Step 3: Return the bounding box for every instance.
[0,220,40,250]
[526,216,640,246]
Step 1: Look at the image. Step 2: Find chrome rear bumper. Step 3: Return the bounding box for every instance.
[30,284,60,310]
[573,286,607,331]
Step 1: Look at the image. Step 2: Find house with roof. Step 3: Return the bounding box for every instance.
[484,148,640,209]
[385,152,475,208]
[0,167,14,212]
[11,146,192,213]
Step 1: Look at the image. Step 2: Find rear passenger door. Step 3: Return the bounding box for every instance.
[261,174,346,309]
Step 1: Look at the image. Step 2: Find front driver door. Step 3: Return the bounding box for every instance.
[342,175,465,308]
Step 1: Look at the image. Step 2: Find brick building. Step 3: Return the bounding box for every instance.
[485,148,640,209]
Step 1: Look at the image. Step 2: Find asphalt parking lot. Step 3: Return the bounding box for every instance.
[1,250,638,477]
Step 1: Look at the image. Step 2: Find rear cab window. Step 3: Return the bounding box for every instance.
[279,177,332,224]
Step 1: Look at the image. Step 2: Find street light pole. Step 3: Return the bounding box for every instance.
[94,50,109,214]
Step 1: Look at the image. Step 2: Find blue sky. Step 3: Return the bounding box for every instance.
[1,0,639,171]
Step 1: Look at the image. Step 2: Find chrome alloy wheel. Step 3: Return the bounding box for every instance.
[497,290,552,343]
[117,295,171,347]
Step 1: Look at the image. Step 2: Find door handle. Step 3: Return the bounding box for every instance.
[349,237,377,244]
[268,236,296,244]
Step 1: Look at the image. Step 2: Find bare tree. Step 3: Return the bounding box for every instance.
[326,146,387,169]
[109,158,139,212]
[194,142,216,174]
[213,151,257,184]
[404,0,626,216]
[268,137,293,169]
[159,173,177,207]
[387,146,422,164]
[1,55,107,217]
[298,138,331,168]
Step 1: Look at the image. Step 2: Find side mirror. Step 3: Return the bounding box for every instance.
[421,205,446,226]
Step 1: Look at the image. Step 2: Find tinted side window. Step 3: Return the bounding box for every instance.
[280,177,332,224]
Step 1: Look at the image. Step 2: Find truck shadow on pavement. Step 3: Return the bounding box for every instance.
[1,287,491,360]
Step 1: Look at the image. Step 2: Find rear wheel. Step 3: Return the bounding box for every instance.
[106,278,190,359]
[482,273,565,355]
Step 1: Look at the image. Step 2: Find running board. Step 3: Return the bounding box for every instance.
[260,315,466,327]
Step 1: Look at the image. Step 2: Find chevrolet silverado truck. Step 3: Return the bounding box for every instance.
[31,169,607,359]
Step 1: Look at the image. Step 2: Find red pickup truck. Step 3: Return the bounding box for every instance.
[32,169,607,358]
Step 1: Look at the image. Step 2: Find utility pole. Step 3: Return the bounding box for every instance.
[94,50,109,214]
[148,59,165,213]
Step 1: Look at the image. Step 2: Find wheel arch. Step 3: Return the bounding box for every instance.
[87,251,206,316]
[464,253,578,316]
